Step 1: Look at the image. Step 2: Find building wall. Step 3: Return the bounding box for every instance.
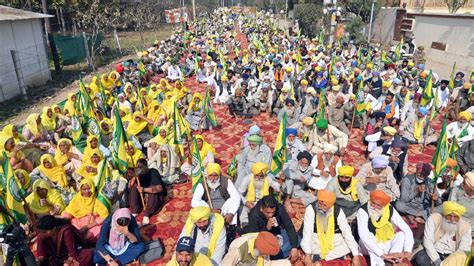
[371,7,398,45]
[403,0,474,13]
[0,19,51,102]
[411,13,473,76]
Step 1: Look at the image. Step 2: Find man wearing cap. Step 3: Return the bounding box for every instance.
[307,118,348,157]
[396,163,440,223]
[326,166,369,222]
[447,111,474,148]
[301,190,361,265]
[285,128,305,162]
[222,231,290,265]
[240,195,299,262]
[236,135,272,188]
[328,95,350,134]
[448,172,474,233]
[357,190,414,265]
[356,155,400,200]
[238,162,280,225]
[400,106,437,145]
[179,206,226,265]
[414,201,472,266]
[370,138,409,182]
[191,163,241,244]
[167,236,212,266]
[282,151,316,207]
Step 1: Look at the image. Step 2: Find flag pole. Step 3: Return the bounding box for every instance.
[202,173,214,209]
[350,103,356,132]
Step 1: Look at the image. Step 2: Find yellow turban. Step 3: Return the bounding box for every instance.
[251,162,268,175]
[331,79,339,85]
[221,76,228,81]
[189,206,211,223]
[303,117,314,126]
[463,83,472,89]
[206,163,221,175]
[349,94,356,100]
[382,81,392,88]
[285,66,293,73]
[338,165,355,177]
[383,126,397,135]
[407,61,414,67]
[442,201,466,217]
[301,79,309,85]
[317,189,336,207]
[366,63,373,69]
[459,111,471,122]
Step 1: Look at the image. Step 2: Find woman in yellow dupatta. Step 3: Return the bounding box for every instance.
[108,71,122,88]
[89,76,100,96]
[82,135,103,164]
[100,73,114,90]
[173,80,189,100]
[26,179,65,217]
[2,124,22,144]
[23,113,50,145]
[54,138,82,173]
[125,111,150,137]
[37,154,68,189]
[146,100,166,134]
[0,134,33,172]
[157,78,172,93]
[125,143,145,168]
[148,84,161,100]
[63,93,77,117]
[162,92,176,116]
[118,106,132,124]
[62,178,109,242]
[14,169,32,194]
[75,151,102,181]
[124,83,138,105]
[144,126,173,158]
[40,106,57,133]
[195,134,216,165]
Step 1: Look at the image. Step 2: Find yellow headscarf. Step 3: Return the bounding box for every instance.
[82,135,103,164]
[25,113,41,136]
[75,151,102,180]
[247,162,270,202]
[101,74,114,89]
[157,78,172,92]
[40,106,57,131]
[38,154,68,188]
[89,76,100,95]
[148,127,169,145]
[126,111,148,136]
[1,124,20,144]
[161,92,176,115]
[371,204,395,243]
[63,178,109,219]
[64,93,77,117]
[148,84,160,100]
[188,93,203,113]
[195,135,216,161]
[124,83,137,104]
[14,169,31,190]
[173,81,188,99]
[316,207,335,259]
[26,179,65,215]
[119,106,132,123]
[100,119,113,135]
[126,144,145,167]
[184,206,225,258]
[54,138,73,166]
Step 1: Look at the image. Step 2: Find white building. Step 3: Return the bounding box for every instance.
[0,5,53,102]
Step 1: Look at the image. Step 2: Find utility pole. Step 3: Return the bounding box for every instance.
[367,0,376,43]
[192,0,196,20]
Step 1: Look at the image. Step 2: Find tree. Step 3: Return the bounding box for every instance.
[74,0,121,68]
[342,0,380,23]
[445,0,468,13]
[121,1,160,42]
[345,16,366,44]
[293,3,323,37]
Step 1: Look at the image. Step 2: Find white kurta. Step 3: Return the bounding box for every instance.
[357,206,414,265]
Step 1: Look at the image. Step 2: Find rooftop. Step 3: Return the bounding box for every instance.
[0,5,54,22]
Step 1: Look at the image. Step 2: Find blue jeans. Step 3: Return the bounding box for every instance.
[270,229,300,260]
[93,242,146,265]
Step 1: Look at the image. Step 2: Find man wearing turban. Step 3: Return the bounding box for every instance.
[372,92,400,127]
[238,162,280,225]
[311,143,343,187]
[326,165,368,221]
[369,138,409,183]
[414,201,472,266]
[307,118,348,158]
[356,155,400,200]
[396,163,440,223]
[357,190,413,265]
[236,133,272,188]
[446,111,474,148]
[282,151,316,207]
[191,163,241,245]
[285,128,305,162]
[328,95,350,134]
[223,231,290,265]
[277,99,301,128]
[179,206,226,265]
[448,171,474,232]
[399,106,437,145]
[301,190,360,265]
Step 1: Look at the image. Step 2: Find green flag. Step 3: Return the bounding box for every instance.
[270,113,287,175]
[191,136,204,192]
[2,151,27,224]
[420,70,434,106]
[94,160,112,212]
[111,101,129,174]
[394,37,403,60]
[202,87,218,127]
[431,114,449,183]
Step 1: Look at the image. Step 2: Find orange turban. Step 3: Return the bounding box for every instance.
[370,190,391,206]
[255,231,280,256]
[317,189,336,207]
[447,158,457,168]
